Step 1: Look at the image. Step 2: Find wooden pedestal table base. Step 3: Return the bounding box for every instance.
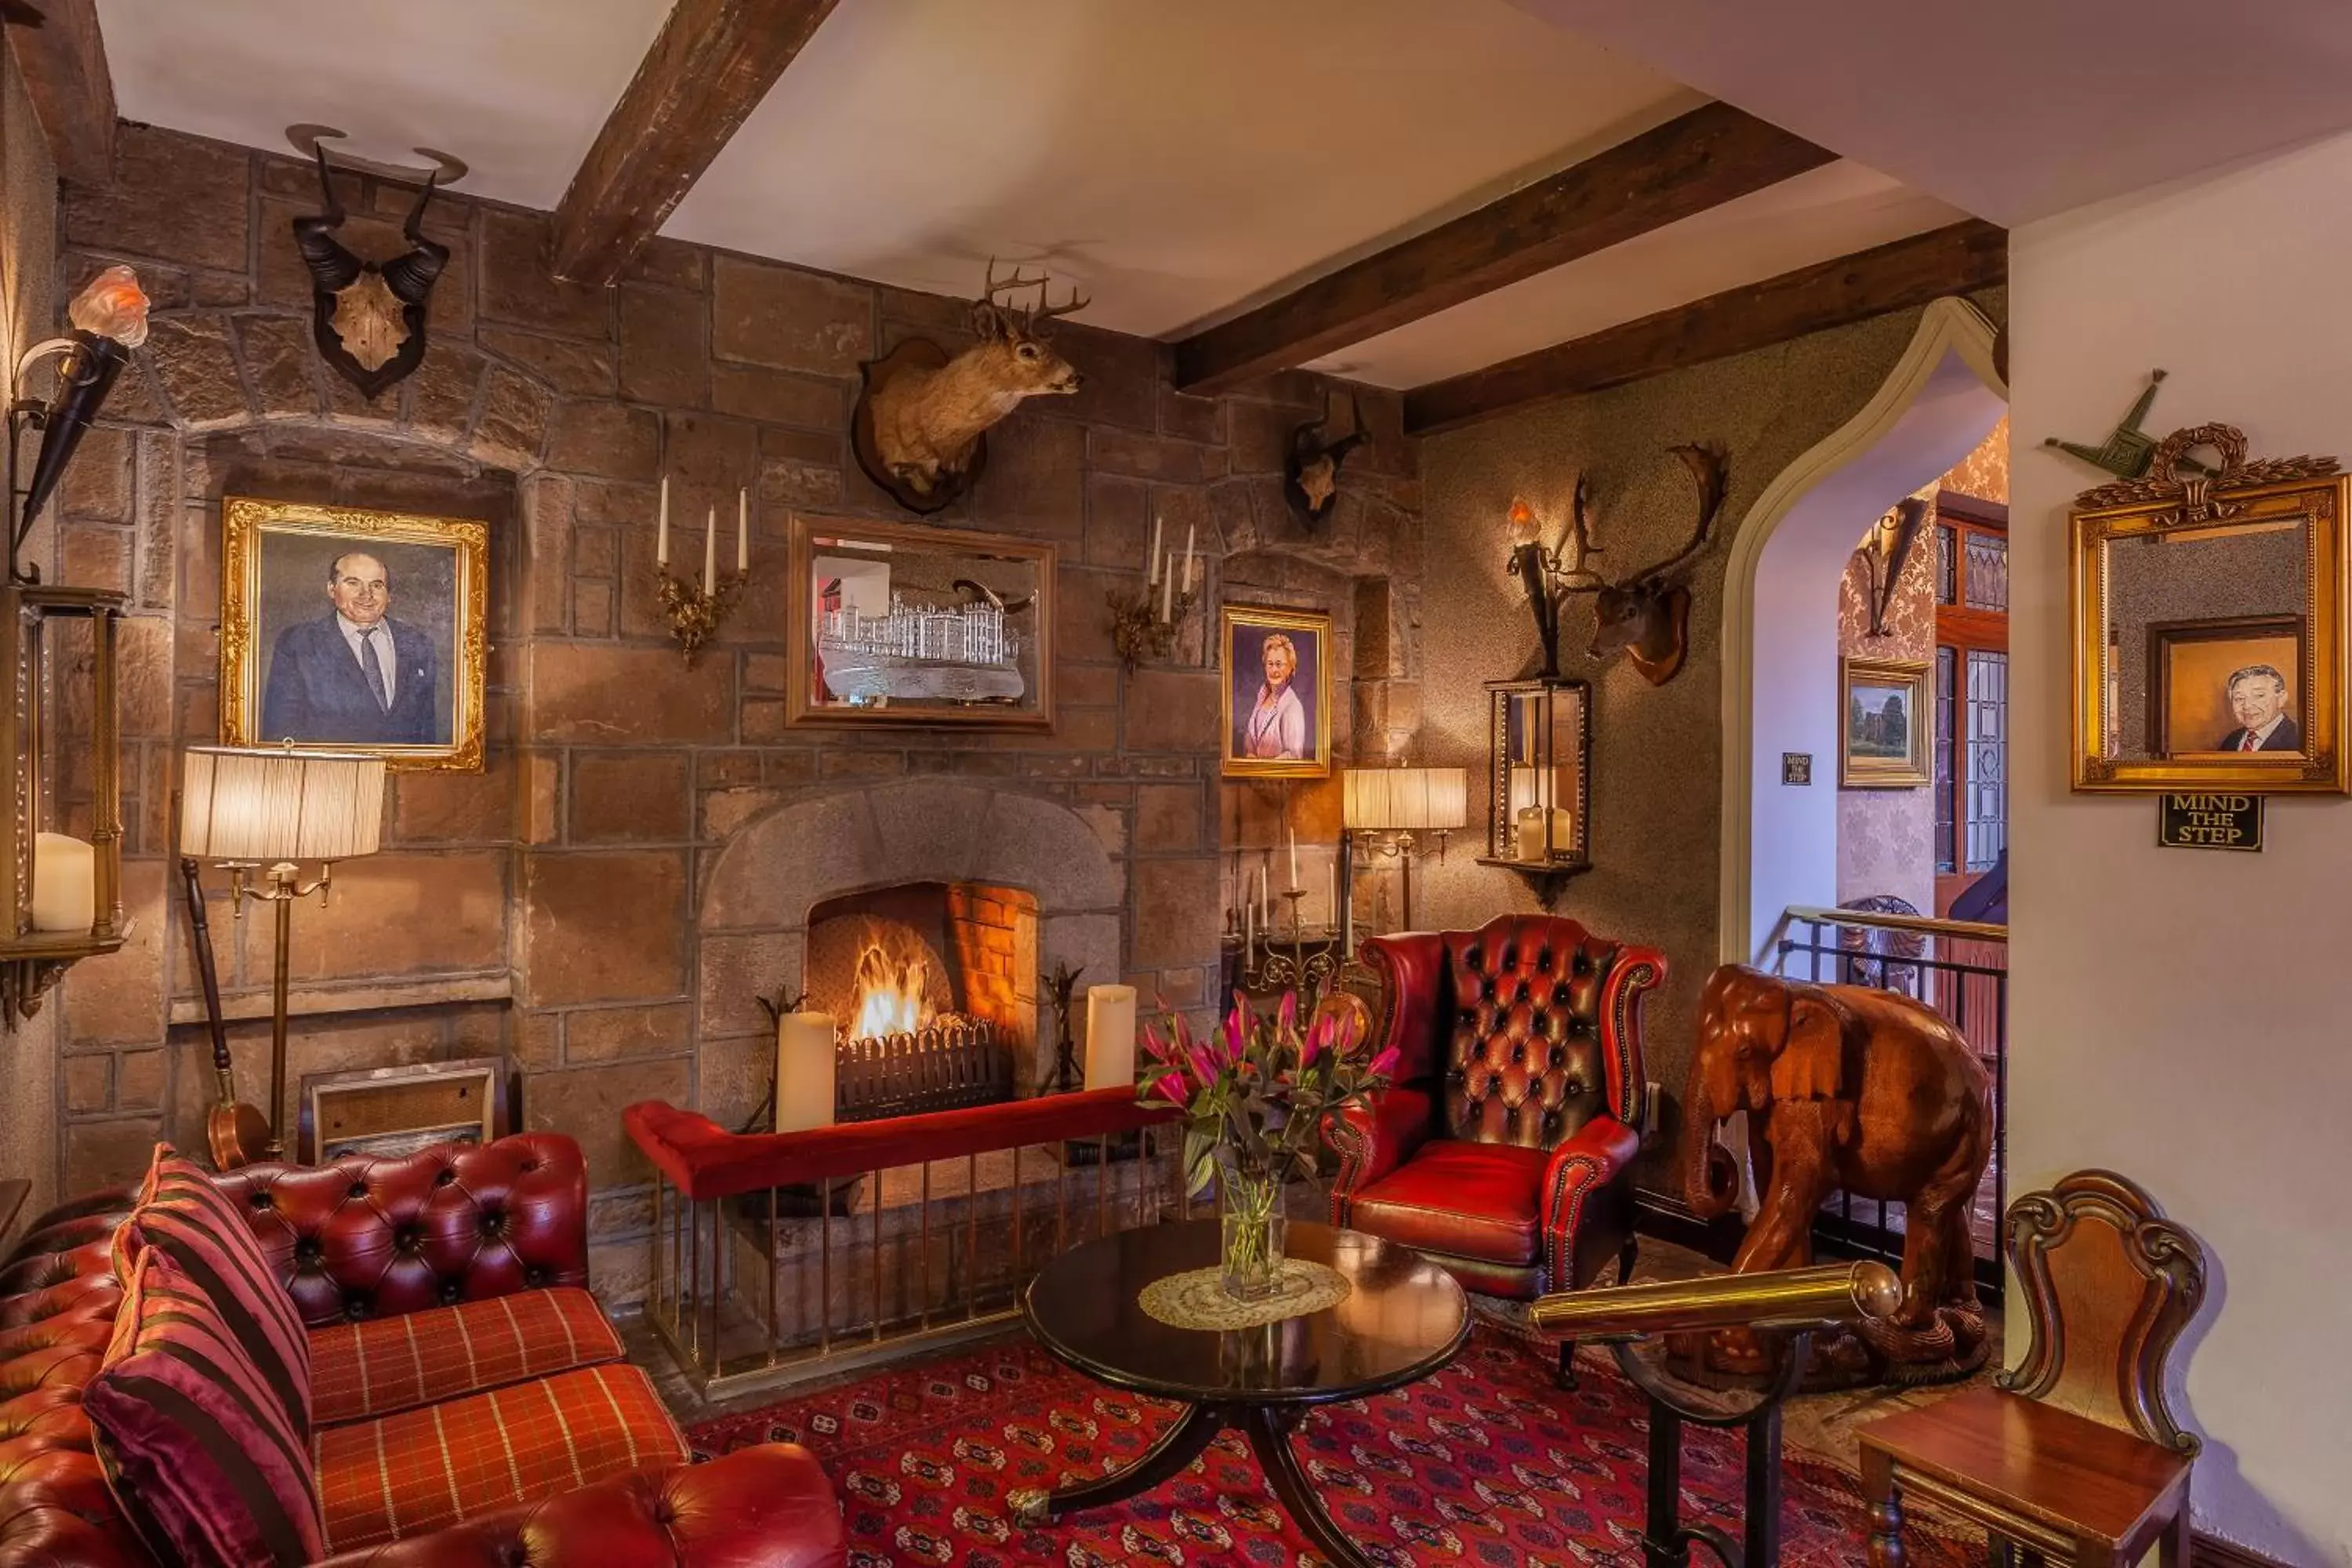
[1014,1221,1468,1567]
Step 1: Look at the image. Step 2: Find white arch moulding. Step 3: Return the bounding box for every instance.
[1716,296,2009,966]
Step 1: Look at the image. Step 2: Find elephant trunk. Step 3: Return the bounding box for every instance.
[1682,1085,1740,1221]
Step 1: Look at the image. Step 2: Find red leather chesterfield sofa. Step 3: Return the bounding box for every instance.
[1329,913,1664,1309]
[0,1134,844,1567]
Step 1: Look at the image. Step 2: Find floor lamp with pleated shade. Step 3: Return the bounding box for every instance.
[1341,766,1466,938]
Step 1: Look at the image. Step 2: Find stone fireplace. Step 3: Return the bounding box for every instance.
[699,780,1127,1101]
[803,880,1037,1115]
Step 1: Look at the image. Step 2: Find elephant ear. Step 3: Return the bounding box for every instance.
[1770,991,1846,1102]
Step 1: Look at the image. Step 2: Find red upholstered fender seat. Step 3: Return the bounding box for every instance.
[1328,913,1663,1300]
[0,1134,845,1568]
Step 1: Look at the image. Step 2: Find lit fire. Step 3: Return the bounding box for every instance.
[850,942,935,1041]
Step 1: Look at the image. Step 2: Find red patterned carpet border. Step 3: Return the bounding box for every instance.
[688,1327,1971,1566]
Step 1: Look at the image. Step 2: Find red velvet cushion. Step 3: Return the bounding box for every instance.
[310,1287,625,1426]
[313,1362,689,1552]
[84,1249,328,1568]
[1348,1139,1550,1264]
[117,1145,314,1443]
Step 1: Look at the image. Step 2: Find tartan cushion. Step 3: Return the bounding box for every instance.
[117,1145,313,1443]
[85,1249,328,1568]
[309,1287,625,1425]
[312,1361,688,1552]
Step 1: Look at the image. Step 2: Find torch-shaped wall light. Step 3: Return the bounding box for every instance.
[8,266,151,586]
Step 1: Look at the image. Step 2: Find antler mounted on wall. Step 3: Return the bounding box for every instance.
[287,126,463,402]
[1283,390,1374,528]
[1513,445,1726,686]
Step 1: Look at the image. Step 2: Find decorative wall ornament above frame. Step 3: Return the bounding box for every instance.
[289,133,463,402]
[219,497,489,771]
[785,514,1056,731]
[2071,423,2348,793]
[851,260,1088,514]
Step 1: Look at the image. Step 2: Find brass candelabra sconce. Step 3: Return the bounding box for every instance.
[1107,516,1200,671]
[655,477,750,666]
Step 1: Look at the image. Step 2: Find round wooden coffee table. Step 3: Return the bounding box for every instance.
[1012,1219,1468,1568]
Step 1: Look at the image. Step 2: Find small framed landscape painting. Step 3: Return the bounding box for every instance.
[220,496,488,771]
[1841,656,1931,788]
[1221,604,1333,779]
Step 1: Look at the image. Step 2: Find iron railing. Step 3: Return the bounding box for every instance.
[626,1088,1183,1400]
[1775,905,2009,1292]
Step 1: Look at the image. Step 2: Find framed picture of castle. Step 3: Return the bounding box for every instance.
[1840,655,1931,788]
[785,515,1057,731]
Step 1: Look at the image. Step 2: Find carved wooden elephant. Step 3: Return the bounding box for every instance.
[1681,964,1994,1380]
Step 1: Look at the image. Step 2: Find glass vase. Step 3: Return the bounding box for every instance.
[1218,1159,1287,1301]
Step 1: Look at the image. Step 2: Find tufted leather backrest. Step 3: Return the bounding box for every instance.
[210,1134,591,1327]
[1366,913,1657,1151]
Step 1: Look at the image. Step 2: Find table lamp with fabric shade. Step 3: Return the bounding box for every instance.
[1340,766,1466,940]
[180,746,386,1160]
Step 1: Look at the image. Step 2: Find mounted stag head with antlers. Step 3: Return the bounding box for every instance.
[1526,445,1727,686]
[855,260,1088,513]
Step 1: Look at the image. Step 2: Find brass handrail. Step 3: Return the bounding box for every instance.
[1530,1260,1900,1339]
[1783,905,2008,944]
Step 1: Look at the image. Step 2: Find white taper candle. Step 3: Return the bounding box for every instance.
[657,476,670,565]
[737,488,749,572]
[703,506,717,593]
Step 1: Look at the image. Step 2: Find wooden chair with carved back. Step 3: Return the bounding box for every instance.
[1857,1170,2206,1568]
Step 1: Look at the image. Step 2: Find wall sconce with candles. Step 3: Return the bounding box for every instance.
[0,267,153,1025]
[1478,676,1592,909]
[1107,513,1199,671]
[180,746,387,1158]
[654,476,750,666]
[1341,765,1466,940]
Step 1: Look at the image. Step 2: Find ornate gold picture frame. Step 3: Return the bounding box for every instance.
[1840,656,1932,788]
[1221,604,1334,779]
[2071,425,2347,793]
[220,497,488,772]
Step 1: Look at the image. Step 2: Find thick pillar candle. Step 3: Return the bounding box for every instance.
[775,1012,837,1133]
[30,833,94,932]
[1083,985,1138,1092]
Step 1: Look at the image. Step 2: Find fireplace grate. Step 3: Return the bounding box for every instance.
[837,1014,1011,1121]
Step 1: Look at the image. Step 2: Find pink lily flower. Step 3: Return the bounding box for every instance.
[1152,1070,1189,1108]
[1368,1046,1401,1081]
[1221,1004,1249,1065]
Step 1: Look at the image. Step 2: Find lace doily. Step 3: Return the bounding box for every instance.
[1138,1259,1351,1329]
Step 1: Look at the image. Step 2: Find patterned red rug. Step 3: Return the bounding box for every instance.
[689,1327,1971,1567]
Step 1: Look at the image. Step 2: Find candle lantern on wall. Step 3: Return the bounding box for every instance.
[1479,677,1592,909]
[0,586,129,1026]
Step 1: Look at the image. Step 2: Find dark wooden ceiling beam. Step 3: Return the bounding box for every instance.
[2,0,116,187]
[550,0,841,286]
[1403,218,2009,435]
[1171,102,1835,396]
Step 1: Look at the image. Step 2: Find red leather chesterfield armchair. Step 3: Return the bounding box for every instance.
[1330,914,1663,1324]
[0,1134,844,1567]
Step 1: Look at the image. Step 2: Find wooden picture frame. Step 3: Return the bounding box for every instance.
[2071,426,2347,793]
[220,496,488,772]
[1840,656,1932,788]
[298,1056,507,1164]
[1221,604,1334,779]
[785,514,1056,731]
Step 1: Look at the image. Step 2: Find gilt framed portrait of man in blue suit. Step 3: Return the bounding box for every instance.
[220,497,488,771]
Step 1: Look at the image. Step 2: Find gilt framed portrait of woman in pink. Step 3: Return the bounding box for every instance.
[1220,604,1332,779]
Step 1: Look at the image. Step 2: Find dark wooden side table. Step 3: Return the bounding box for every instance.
[1014,1219,1468,1568]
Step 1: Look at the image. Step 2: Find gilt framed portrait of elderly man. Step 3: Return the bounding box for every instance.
[1220,604,1332,779]
[220,497,488,771]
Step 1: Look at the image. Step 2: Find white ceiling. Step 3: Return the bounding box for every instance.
[95,0,1994,390]
[1502,0,2352,226]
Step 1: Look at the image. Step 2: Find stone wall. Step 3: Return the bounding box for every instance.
[1414,289,2002,1190]
[42,124,1420,1295]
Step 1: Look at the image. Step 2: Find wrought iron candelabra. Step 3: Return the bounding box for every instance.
[1235,888,1345,1013]
[657,564,746,667]
[1106,583,1196,672]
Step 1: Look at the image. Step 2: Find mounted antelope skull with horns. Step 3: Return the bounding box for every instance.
[1545,444,1729,686]
[853,259,1088,514]
[292,145,454,401]
[1284,390,1374,528]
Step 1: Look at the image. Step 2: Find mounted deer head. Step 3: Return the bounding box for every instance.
[855,259,1089,514]
[1550,444,1727,686]
[1284,391,1374,526]
[292,147,452,401]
